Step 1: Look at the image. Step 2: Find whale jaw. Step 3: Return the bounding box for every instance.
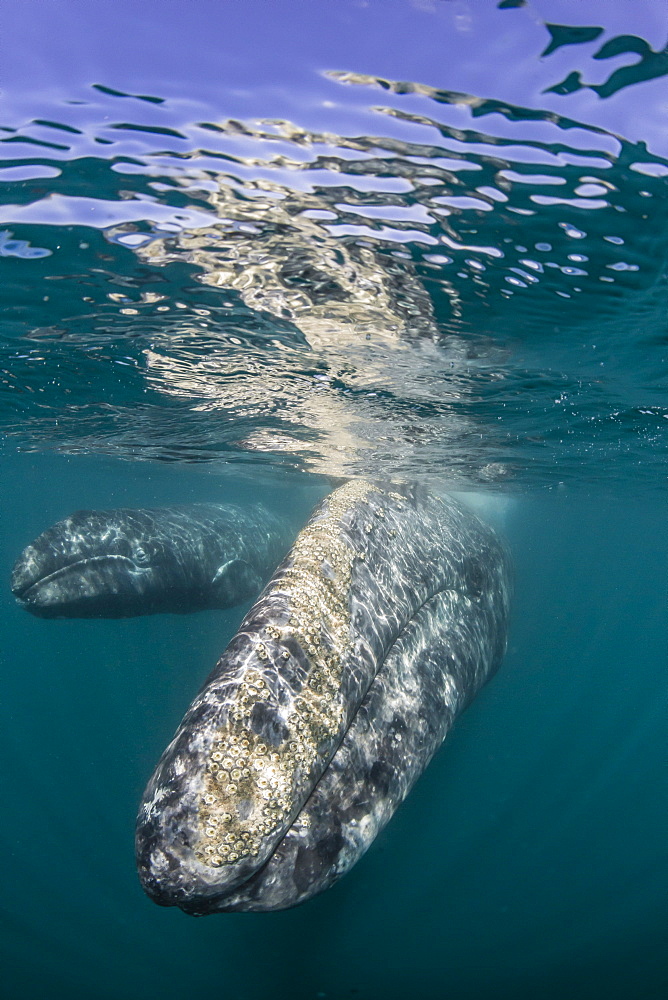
[11,553,156,618]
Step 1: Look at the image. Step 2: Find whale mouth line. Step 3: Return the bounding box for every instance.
[13,554,143,603]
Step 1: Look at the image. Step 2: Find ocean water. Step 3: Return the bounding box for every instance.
[1,2,666,998]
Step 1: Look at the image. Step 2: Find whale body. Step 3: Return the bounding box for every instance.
[134,481,511,912]
[11,503,291,618]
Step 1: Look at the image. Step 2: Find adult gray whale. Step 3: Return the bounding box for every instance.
[11,503,291,618]
[134,481,511,912]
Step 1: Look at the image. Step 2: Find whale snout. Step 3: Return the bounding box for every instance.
[12,551,151,618]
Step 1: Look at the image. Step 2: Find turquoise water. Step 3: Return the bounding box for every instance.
[1,2,667,997]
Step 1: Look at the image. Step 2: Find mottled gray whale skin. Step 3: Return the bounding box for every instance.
[136,481,511,913]
[11,503,291,618]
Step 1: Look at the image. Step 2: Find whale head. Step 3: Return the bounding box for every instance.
[11,510,169,618]
[11,504,281,618]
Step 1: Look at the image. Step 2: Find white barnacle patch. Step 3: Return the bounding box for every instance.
[194,479,377,868]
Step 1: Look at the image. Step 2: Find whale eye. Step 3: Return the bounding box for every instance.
[132,545,151,567]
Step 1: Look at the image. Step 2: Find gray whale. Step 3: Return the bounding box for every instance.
[11,503,291,618]
[12,482,510,910]
[134,481,511,912]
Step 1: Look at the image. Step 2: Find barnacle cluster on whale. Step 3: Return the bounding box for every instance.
[194,479,373,871]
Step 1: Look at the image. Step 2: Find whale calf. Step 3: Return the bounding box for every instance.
[11,503,291,618]
[134,481,511,912]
